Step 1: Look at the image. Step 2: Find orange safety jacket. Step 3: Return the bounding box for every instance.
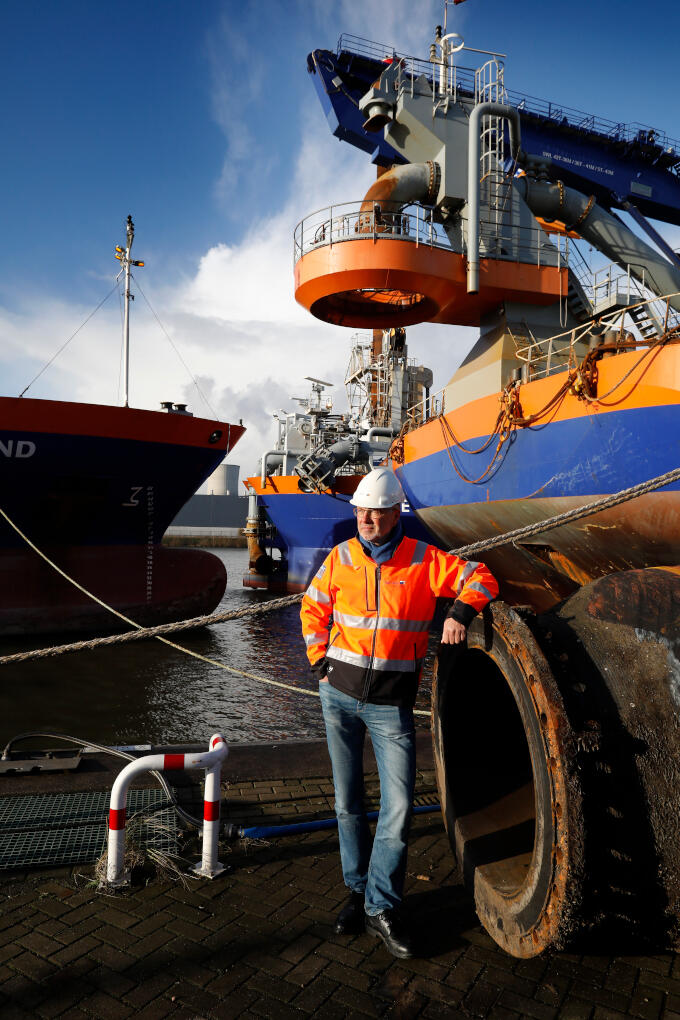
[300,535,498,707]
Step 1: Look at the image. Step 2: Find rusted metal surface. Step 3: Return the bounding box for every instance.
[432,602,583,957]
[544,565,680,946]
[359,162,439,218]
[422,490,680,612]
[433,567,680,956]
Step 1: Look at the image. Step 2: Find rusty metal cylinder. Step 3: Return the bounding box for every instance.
[432,566,680,957]
[244,499,275,576]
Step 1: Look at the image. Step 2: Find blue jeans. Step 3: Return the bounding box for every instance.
[319,682,416,915]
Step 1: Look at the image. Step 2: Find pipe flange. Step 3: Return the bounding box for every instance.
[426,161,442,205]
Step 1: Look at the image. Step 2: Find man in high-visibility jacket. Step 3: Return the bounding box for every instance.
[300,466,498,958]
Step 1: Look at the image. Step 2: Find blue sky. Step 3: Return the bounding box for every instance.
[2,0,679,477]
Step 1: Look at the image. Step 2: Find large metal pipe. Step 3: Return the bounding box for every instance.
[294,435,392,490]
[365,427,397,442]
[298,437,368,486]
[516,177,680,311]
[360,162,440,219]
[467,103,522,293]
[260,448,307,486]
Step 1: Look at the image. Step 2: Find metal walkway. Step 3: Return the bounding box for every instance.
[0,788,177,869]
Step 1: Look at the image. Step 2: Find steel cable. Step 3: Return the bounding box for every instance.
[18,282,119,398]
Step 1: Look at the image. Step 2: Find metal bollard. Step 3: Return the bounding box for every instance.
[192,733,228,878]
[105,733,229,887]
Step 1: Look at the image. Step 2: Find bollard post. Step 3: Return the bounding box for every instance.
[192,733,229,878]
[105,733,229,888]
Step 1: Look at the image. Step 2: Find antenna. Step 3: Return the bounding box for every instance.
[114,214,145,408]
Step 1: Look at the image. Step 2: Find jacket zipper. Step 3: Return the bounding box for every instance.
[361,564,381,703]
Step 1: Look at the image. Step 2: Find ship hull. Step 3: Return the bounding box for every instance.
[0,545,227,637]
[396,347,680,611]
[0,396,244,635]
[244,476,440,592]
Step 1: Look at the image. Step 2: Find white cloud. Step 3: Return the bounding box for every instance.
[205,9,266,209]
[337,0,443,57]
[0,298,125,403]
[0,99,475,490]
[1,4,477,494]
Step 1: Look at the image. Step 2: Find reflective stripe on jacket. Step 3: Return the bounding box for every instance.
[300,535,498,707]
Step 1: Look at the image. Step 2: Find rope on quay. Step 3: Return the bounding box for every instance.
[1,463,678,720]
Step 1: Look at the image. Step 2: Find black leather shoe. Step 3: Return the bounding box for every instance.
[366,909,414,958]
[334,891,365,935]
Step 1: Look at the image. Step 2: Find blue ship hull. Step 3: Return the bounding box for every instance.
[246,487,440,592]
[398,404,679,511]
[395,399,680,612]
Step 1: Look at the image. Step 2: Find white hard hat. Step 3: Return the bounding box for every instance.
[350,467,404,509]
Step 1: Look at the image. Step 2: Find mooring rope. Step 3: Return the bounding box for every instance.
[453,465,680,559]
[1,462,678,721]
[0,590,304,665]
[0,505,321,698]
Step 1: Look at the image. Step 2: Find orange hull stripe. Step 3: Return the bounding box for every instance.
[245,475,359,496]
[404,346,680,464]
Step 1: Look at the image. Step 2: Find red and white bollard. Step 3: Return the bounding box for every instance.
[106,733,229,887]
[193,733,228,879]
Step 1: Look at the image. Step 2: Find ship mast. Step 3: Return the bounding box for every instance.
[114,215,145,408]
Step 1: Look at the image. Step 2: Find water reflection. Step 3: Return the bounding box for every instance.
[0,549,435,747]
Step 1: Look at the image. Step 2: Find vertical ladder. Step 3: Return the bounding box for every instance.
[475,59,513,257]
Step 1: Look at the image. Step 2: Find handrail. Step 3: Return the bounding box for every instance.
[400,291,680,423]
[293,200,449,262]
[293,200,567,270]
[334,34,680,159]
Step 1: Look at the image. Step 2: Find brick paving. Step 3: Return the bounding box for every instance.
[1,766,680,1018]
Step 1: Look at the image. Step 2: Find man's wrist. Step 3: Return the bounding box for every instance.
[446,599,477,628]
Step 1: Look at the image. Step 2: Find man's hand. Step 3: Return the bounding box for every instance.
[441,618,467,644]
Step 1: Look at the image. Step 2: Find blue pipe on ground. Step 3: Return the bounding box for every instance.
[225,803,441,840]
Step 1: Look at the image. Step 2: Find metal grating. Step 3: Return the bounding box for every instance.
[0,789,177,870]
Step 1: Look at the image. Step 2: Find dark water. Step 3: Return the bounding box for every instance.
[1,549,435,748]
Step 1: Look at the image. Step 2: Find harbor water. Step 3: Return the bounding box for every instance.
[1,548,436,748]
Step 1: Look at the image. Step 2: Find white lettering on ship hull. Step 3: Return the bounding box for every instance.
[0,440,37,458]
[123,485,144,507]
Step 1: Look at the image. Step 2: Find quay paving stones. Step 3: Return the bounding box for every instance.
[2,768,680,1018]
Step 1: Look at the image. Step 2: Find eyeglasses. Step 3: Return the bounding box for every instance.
[352,507,394,519]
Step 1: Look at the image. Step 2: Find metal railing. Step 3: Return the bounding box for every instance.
[512,329,581,379]
[400,290,680,421]
[335,34,680,160]
[566,242,594,304]
[591,264,680,331]
[293,201,449,262]
[294,200,569,270]
[405,383,447,425]
[513,291,680,378]
[592,262,649,310]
